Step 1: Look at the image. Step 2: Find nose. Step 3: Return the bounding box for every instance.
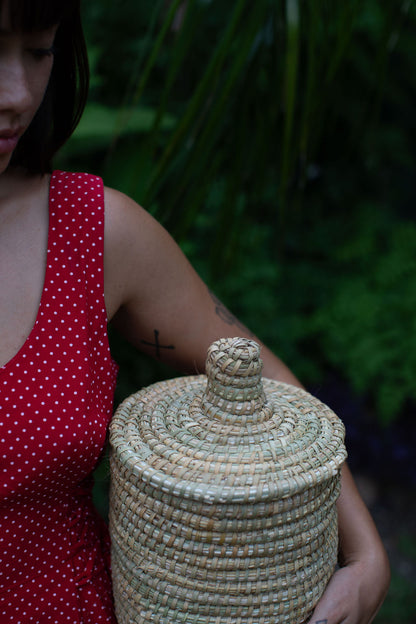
[0,56,33,116]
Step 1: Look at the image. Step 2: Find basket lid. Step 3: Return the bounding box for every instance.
[110,337,347,505]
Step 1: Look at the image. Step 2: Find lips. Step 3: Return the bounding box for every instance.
[0,128,22,155]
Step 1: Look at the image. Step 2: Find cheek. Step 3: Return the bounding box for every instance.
[29,60,54,110]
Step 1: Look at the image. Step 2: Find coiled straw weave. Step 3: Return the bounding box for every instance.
[109,337,347,624]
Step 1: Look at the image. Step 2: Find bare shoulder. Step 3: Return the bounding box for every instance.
[104,186,166,251]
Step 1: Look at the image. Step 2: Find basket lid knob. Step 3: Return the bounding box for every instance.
[201,337,273,424]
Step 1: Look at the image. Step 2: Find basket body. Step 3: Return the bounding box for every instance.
[109,339,346,624]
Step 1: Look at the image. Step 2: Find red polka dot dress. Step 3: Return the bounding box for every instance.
[0,171,119,623]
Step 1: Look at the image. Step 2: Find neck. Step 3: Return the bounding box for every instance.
[0,166,36,197]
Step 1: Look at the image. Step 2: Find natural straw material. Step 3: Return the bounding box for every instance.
[109,337,347,624]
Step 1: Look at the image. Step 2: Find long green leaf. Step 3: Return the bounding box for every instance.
[155,2,270,236]
[110,0,182,146]
[143,0,250,203]
[149,0,200,142]
[280,0,300,214]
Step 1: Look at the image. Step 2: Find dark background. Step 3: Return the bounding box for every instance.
[57,2,416,621]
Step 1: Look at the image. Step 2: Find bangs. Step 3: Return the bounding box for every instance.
[1,0,78,31]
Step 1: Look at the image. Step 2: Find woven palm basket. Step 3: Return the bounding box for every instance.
[109,337,347,624]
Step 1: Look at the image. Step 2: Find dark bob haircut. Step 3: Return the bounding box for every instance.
[2,0,89,173]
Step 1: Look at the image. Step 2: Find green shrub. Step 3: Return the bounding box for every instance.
[56,1,416,425]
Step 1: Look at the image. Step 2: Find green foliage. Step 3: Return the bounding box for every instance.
[183,183,416,426]
[375,570,416,623]
[56,0,416,425]
[311,207,416,424]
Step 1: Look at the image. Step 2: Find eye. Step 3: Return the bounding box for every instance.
[29,45,56,59]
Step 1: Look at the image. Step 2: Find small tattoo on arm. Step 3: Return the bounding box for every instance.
[141,329,175,359]
[315,620,328,624]
[209,290,254,336]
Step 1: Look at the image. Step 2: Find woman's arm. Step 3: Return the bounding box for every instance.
[103,186,300,380]
[307,463,390,624]
[104,186,390,624]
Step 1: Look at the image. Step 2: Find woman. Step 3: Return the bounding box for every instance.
[0,0,390,622]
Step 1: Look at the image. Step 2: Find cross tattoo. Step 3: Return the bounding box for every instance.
[141,329,175,360]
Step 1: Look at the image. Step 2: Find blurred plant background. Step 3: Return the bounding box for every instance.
[57,0,416,621]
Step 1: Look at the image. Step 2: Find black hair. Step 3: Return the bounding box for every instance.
[2,0,90,173]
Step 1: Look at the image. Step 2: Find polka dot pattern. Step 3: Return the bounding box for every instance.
[0,171,119,622]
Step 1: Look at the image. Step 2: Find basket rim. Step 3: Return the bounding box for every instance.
[110,375,347,505]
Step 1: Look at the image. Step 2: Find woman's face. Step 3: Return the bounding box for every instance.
[0,2,58,174]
